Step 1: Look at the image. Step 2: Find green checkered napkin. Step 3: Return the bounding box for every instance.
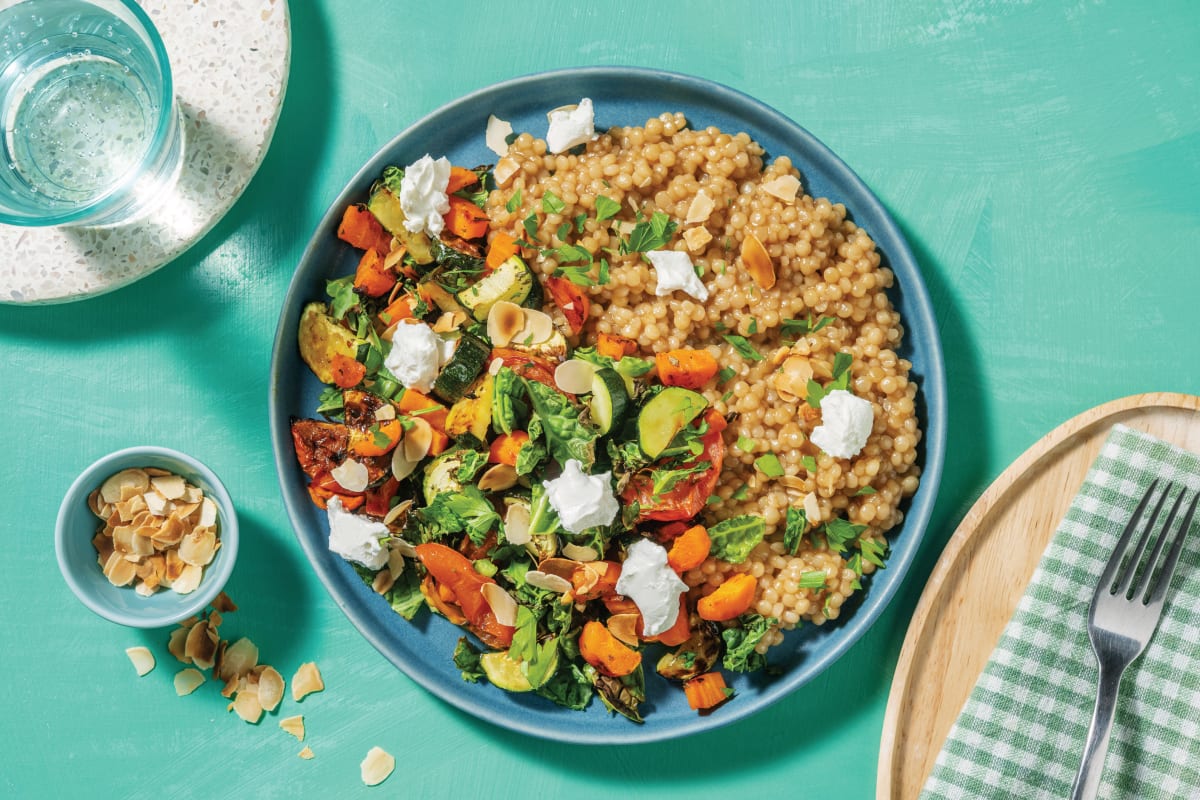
[920,424,1200,800]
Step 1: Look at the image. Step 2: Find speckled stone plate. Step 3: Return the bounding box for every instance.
[0,0,290,304]
[269,67,946,744]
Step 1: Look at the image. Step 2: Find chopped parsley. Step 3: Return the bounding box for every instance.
[723,334,763,362]
[505,189,522,213]
[797,571,828,590]
[541,190,566,214]
[783,505,807,556]
[595,195,621,221]
[753,453,784,478]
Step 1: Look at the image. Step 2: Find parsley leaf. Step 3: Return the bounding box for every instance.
[735,435,755,453]
[797,571,828,590]
[542,190,566,214]
[783,506,808,556]
[723,334,764,362]
[754,453,784,478]
[325,276,359,319]
[595,195,621,221]
[821,517,868,553]
[717,366,736,384]
[453,638,485,683]
[621,211,678,253]
[781,314,835,338]
[649,462,710,495]
[504,189,522,213]
[523,212,539,241]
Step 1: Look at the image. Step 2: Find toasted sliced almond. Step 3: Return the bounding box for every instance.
[330,459,369,493]
[390,442,419,483]
[683,226,713,253]
[740,232,776,290]
[486,301,526,347]
[387,545,407,577]
[103,552,137,586]
[403,417,434,463]
[553,359,596,395]
[516,307,555,345]
[150,474,187,500]
[174,668,205,696]
[292,662,325,701]
[178,528,218,567]
[485,114,513,157]
[184,621,219,670]
[561,543,598,562]
[232,685,263,724]
[525,570,573,594]
[477,464,519,492]
[803,491,822,524]
[212,591,238,613]
[481,583,518,627]
[383,499,414,529]
[257,666,285,712]
[607,613,641,646]
[172,563,203,595]
[374,403,397,422]
[685,190,715,224]
[372,568,396,595]
[167,626,191,664]
[361,746,396,787]
[298,746,315,760]
[494,156,520,187]
[279,715,305,741]
[125,646,155,676]
[503,502,531,546]
[218,637,259,681]
[761,174,801,202]
[100,468,149,505]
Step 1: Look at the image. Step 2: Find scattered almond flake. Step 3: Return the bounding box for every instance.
[144,467,172,477]
[217,637,259,682]
[257,666,285,712]
[524,570,573,594]
[486,301,526,347]
[403,418,434,463]
[220,675,239,698]
[373,403,397,422]
[761,174,801,202]
[481,583,518,627]
[360,746,395,787]
[739,232,776,290]
[298,746,314,760]
[171,563,203,595]
[174,668,205,696]
[232,684,264,724]
[167,627,192,664]
[803,491,821,524]
[279,715,305,741]
[683,226,713,253]
[372,568,396,595]
[477,464,518,492]
[684,190,715,224]
[553,359,596,395]
[515,307,555,345]
[291,662,324,701]
[390,442,418,482]
[125,646,155,676]
[383,501,415,531]
[184,620,218,670]
[150,474,186,500]
[330,458,369,493]
[485,114,513,157]
[502,502,531,546]
[487,356,504,376]
[607,613,641,646]
[212,592,238,613]
[561,543,598,562]
[493,156,519,187]
[100,468,149,505]
[387,545,407,576]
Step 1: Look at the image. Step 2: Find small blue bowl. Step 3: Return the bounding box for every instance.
[55,446,239,628]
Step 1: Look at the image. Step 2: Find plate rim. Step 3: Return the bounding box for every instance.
[270,65,946,744]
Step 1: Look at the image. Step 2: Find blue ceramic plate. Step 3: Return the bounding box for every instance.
[270,67,946,744]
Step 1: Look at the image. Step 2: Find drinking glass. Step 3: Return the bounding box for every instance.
[0,0,182,227]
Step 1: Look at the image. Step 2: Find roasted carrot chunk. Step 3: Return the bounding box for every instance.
[697,573,757,622]
[596,332,638,360]
[442,195,489,240]
[655,349,719,390]
[445,166,480,194]
[683,672,732,711]
[486,231,520,269]
[337,205,392,253]
[330,354,366,389]
[667,525,711,574]
[487,431,530,466]
[353,247,396,298]
[578,621,642,677]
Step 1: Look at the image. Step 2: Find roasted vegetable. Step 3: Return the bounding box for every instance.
[366,167,434,264]
[445,373,494,440]
[433,332,491,404]
[297,302,363,385]
[655,618,726,682]
[457,254,535,322]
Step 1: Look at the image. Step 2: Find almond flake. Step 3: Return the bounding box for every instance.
[403,417,434,463]
[494,156,519,187]
[683,226,713,253]
[481,583,518,627]
[298,746,315,760]
[685,190,715,224]
[553,359,596,395]
[524,570,573,594]
[279,715,305,741]
[561,543,598,562]
[167,627,191,664]
[212,591,238,613]
[502,502,531,546]
[291,662,325,701]
[607,613,641,646]
[125,646,155,676]
[232,685,263,724]
[485,114,513,157]
[761,174,801,202]
[361,746,396,787]
[100,469,149,505]
[174,668,205,696]
[477,464,519,492]
[150,474,186,500]
[217,637,259,681]
[257,666,285,712]
[330,459,369,493]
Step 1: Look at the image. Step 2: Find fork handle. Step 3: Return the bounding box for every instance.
[1070,662,1127,800]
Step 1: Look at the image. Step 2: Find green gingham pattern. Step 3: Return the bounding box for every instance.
[920,424,1200,800]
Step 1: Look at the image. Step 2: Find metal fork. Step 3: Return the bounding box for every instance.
[1069,480,1199,800]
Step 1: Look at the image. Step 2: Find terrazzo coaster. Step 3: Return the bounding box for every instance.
[0,0,290,305]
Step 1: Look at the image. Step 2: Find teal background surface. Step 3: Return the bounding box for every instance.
[2,1,1198,797]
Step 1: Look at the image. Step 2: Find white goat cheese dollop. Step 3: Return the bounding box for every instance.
[615,539,688,637]
[399,154,451,236]
[385,322,442,393]
[647,250,709,302]
[545,98,595,154]
[326,496,388,570]
[543,459,618,534]
[810,389,874,459]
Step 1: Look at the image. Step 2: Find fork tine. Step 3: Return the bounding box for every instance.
[1143,490,1199,606]
[1103,480,1164,597]
[1133,487,1187,603]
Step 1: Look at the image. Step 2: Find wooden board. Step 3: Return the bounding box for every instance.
[877,392,1200,800]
